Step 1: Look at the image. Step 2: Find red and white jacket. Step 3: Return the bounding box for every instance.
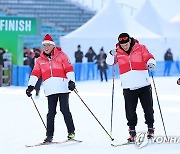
[106,40,156,90]
[28,47,75,96]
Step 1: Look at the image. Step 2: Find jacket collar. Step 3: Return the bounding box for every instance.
[116,38,140,55]
[40,47,62,60]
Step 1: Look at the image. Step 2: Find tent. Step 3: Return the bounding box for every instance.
[171,13,180,24]
[60,0,161,63]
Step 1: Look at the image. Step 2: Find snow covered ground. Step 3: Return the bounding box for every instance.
[0,76,180,154]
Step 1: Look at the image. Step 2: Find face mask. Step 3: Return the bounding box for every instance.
[35,53,40,58]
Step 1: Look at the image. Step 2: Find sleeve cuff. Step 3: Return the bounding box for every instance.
[66,72,75,82]
[106,53,115,65]
[147,58,156,66]
[28,75,38,86]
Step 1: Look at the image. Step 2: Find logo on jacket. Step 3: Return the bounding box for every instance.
[117,55,126,58]
[67,59,71,64]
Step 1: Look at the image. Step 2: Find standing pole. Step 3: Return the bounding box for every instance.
[150,72,168,139]
[74,88,114,141]
[30,96,47,130]
[110,65,115,136]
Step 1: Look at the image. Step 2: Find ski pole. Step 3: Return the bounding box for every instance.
[74,88,114,141]
[110,65,115,136]
[30,96,47,130]
[150,72,168,140]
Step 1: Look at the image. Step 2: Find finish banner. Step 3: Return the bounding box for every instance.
[0,16,41,65]
[0,17,38,34]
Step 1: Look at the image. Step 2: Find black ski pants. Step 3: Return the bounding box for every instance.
[46,93,75,136]
[123,85,154,130]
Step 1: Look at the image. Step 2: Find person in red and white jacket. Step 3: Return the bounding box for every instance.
[106,33,156,142]
[26,34,76,143]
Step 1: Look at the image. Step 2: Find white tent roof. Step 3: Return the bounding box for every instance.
[171,13,180,23]
[170,13,180,31]
[63,0,159,39]
[60,0,161,63]
[135,0,180,38]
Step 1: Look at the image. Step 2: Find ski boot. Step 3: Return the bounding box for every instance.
[43,136,53,143]
[147,128,154,139]
[127,129,136,143]
[35,90,39,96]
[67,132,75,139]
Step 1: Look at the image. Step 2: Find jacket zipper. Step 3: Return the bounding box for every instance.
[49,60,53,77]
[43,48,61,78]
[128,55,132,70]
[48,48,59,77]
[128,47,138,70]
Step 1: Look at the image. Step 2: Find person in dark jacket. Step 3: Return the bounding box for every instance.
[74,45,83,81]
[75,45,83,63]
[96,47,108,82]
[177,78,180,85]
[85,47,97,80]
[163,48,173,76]
[23,47,33,65]
[29,48,42,96]
[0,47,5,66]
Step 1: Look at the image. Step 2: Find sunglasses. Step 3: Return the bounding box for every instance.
[118,37,129,41]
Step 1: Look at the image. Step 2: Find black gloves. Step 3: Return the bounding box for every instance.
[177,78,180,85]
[26,85,34,97]
[109,49,117,56]
[68,80,76,91]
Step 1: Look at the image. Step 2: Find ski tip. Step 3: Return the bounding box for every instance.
[25,145,33,148]
[111,141,131,147]
[69,139,83,142]
[111,143,119,147]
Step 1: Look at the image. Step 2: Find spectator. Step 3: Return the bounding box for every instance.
[85,46,97,80]
[163,48,173,76]
[74,45,83,81]
[177,78,180,85]
[96,47,108,82]
[24,47,32,65]
[0,47,6,66]
[29,48,42,96]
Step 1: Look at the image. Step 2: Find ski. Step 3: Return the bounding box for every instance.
[111,141,134,147]
[111,137,156,147]
[25,139,82,148]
